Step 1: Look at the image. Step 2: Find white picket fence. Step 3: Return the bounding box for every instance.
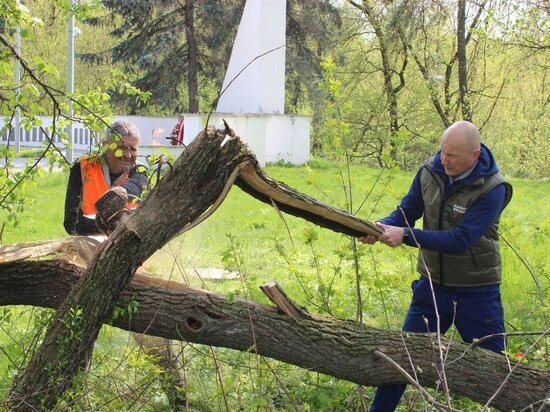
[1,121,92,149]
[0,115,183,151]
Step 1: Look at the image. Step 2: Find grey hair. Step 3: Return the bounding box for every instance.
[104,120,141,144]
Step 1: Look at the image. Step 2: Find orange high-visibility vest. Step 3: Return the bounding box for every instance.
[80,157,137,217]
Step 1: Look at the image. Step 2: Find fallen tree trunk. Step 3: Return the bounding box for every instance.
[1,238,549,411]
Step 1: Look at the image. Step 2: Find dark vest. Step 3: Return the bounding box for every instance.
[417,160,513,286]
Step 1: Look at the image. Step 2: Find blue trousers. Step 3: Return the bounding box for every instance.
[370,276,505,412]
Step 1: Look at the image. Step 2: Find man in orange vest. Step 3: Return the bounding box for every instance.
[64,120,148,235]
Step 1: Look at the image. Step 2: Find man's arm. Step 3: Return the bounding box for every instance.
[379,169,425,228]
[120,166,148,198]
[404,184,506,253]
[361,170,506,251]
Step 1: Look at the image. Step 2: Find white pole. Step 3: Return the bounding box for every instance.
[66,0,75,162]
[14,1,22,153]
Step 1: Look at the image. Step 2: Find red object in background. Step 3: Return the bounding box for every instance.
[172,117,184,146]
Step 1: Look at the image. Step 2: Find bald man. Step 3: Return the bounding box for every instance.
[360,121,513,411]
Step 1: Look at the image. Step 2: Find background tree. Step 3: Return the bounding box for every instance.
[346,1,409,164]
[457,0,472,121]
[2,0,549,178]
[184,0,198,113]
[320,0,548,173]
[285,0,342,114]
[84,0,342,116]
[484,0,550,178]
[395,0,495,128]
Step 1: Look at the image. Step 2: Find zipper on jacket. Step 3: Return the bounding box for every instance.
[429,168,447,286]
[438,199,445,285]
[437,179,466,286]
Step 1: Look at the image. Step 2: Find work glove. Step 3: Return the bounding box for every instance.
[95,188,132,235]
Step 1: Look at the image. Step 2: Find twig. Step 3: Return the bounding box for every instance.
[260,281,309,320]
[472,330,549,349]
[373,350,462,412]
[398,207,452,406]
[271,199,294,248]
[204,44,286,128]
[480,327,550,411]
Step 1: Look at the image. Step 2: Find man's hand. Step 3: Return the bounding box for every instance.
[109,186,128,198]
[358,222,408,248]
[358,234,378,245]
[358,222,384,245]
[95,188,129,234]
[377,223,406,247]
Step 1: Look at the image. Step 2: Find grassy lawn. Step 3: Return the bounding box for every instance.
[0,159,548,409]
[0,170,68,243]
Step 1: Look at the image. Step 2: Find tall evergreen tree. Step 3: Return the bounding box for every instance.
[84,0,342,115]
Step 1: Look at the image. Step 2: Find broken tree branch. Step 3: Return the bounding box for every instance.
[4,126,380,411]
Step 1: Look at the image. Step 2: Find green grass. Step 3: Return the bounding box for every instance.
[2,160,547,329]
[0,170,68,243]
[0,160,548,410]
[0,147,47,159]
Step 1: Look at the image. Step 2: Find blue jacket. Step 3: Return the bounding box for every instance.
[380,144,509,254]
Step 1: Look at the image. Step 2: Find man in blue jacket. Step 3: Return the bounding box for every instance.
[360,120,513,411]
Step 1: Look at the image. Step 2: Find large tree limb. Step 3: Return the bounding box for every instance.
[1,238,549,411]
[5,126,380,410]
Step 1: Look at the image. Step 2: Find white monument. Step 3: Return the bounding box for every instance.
[216,0,285,114]
[213,0,310,166]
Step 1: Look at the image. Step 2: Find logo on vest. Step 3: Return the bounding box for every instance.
[453,204,467,214]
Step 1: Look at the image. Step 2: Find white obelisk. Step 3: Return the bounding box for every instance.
[216,0,286,114]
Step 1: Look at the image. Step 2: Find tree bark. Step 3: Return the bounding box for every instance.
[1,238,549,412]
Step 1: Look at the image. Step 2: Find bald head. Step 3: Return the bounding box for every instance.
[442,120,481,152]
[439,121,481,177]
